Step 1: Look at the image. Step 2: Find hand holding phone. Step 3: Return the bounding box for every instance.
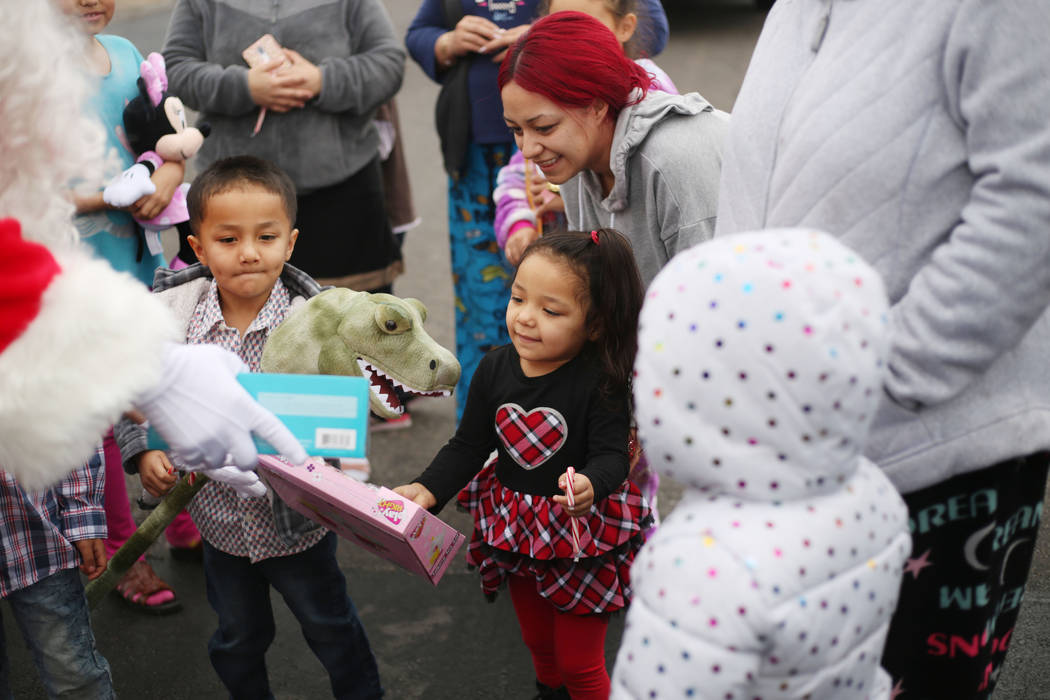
[243,35,309,132]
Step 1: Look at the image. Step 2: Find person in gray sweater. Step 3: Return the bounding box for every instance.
[498,11,728,287]
[163,0,405,292]
[715,1,1050,697]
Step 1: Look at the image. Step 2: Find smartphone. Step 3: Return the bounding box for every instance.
[242,34,286,70]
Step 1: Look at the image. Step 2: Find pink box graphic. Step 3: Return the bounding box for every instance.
[257,455,465,585]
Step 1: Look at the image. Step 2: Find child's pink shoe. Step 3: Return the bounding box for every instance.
[113,559,182,615]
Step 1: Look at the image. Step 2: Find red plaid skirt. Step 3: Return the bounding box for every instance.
[456,462,652,615]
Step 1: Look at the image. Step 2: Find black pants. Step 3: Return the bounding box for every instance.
[203,533,382,699]
[291,157,401,288]
[881,452,1050,699]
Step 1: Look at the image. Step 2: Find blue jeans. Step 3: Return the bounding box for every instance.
[0,568,114,699]
[203,532,382,700]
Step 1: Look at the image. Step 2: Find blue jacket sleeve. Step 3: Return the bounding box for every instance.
[405,0,449,83]
[638,0,669,56]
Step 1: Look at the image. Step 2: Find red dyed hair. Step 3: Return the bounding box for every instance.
[498,12,651,121]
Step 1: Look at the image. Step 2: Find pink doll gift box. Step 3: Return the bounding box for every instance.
[257,455,465,584]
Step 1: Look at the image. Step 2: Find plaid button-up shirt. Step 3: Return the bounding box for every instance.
[0,446,106,597]
[185,279,326,562]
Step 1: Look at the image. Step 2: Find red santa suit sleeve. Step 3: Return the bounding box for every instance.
[0,218,179,490]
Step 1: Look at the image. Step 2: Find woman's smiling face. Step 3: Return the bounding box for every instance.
[501,80,610,185]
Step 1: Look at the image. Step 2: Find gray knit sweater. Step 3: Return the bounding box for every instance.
[716,0,1050,493]
[163,0,405,193]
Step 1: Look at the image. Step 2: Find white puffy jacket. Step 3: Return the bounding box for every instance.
[613,230,911,699]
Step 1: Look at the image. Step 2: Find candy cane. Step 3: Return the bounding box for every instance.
[564,466,582,562]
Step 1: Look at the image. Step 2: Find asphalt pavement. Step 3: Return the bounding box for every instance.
[5,1,1049,698]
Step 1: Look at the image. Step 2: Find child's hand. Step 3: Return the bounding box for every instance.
[505,226,539,266]
[129,161,184,220]
[138,450,177,498]
[554,471,594,516]
[393,482,437,510]
[74,539,107,580]
[248,62,311,112]
[525,167,565,217]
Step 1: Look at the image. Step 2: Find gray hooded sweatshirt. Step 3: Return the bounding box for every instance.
[561,90,729,286]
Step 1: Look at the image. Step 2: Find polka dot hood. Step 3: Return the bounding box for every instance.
[612,230,911,700]
[634,229,890,500]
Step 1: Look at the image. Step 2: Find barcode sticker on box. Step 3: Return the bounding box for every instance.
[316,428,358,451]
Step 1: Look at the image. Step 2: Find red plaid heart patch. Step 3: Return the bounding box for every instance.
[495,403,567,470]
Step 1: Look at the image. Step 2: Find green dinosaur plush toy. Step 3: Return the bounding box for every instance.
[260,289,460,419]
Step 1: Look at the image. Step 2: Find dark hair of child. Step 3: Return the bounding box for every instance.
[186,155,298,234]
[519,228,644,400]
[535,0,652,59]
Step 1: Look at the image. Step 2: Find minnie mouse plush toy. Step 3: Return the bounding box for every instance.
[103,52,209,268]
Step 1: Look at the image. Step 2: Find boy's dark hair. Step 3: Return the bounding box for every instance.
[187,155,297,233]
[519,228,644,399]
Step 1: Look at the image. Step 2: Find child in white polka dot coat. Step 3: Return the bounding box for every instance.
[612,230,912,700]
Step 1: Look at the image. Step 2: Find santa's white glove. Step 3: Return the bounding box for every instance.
[136,344,309,471]
[103,163,156,208]
[202,465,268,499]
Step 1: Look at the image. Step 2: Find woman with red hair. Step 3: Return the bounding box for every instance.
[407,0,668,423]
[499,11,728,286]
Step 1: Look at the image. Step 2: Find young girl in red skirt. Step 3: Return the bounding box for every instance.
[396,229,651,699]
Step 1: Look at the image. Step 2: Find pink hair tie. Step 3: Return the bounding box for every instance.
[590,230,600,245]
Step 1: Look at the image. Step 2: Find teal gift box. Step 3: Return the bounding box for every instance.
[147,373,370,458]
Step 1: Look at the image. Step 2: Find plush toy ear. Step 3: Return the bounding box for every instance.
[148,53,168,91]
[139,52,167,107]
[135,76,152,111]
[404,298,428,323]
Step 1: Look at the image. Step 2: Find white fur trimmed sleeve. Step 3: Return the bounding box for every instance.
[0,250,179,490]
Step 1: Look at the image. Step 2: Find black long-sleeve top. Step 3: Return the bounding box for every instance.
[416,345,630,513]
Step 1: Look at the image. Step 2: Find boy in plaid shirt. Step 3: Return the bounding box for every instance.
[115,156,382,699]
[0,448,114,698]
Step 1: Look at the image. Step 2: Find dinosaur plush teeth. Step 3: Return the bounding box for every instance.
[359,358,450,399]
[367,377,403,413]
[364,365,402,409]
[354,359,402,414]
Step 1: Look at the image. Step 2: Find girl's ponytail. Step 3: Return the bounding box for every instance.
[520,229,644,400]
